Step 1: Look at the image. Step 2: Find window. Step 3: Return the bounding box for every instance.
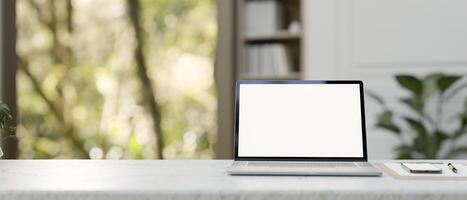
[15,0,217,159]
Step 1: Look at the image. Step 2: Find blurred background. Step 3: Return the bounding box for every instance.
[1,0,467,160]
[5,0,217,159]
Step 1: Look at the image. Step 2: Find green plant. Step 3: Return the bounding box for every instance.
[0,103,15,157]
[369,73,467,159]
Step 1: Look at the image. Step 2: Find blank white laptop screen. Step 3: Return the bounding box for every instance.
[237,83,364,158]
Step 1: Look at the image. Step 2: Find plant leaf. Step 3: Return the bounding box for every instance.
[396,75,423,97]
[434,131,448,146]
[404,117,429,156]
[445,82,467,101]
[395,145,413,159]
[453,115,467,139]
[366,90,385,106]
[445,147,467,159]
[400,97,423,114]
[375,110,400,134]
[430,131,448,158]
[422,73,443,100]
[405,117,427,138]
[0,103,12,129]
[452,99,467,139]
[413,138,428,158]
[437,75,462,93]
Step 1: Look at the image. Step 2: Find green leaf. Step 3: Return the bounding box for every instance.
[445,147,467,159]
[395,145,413,159]
[452,99,467,139]
[445,82,467,101]
[375,110,401,134]
[421,73,443,100]
[413,137,428,158]
[437,75,461,93]
[400,97,423,114]
[0,103,12,129]
[366,90,385,106]
[404,117,428,142]
[405,117,441,158]
[0,127,15,139]
[0,103,9,111]
[453,115,467,139]
[430,131,448,158]
[396,75,423,97]
[434,131,448,146]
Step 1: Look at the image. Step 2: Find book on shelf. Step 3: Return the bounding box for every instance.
[244,0,284,36]
[244,44,293,77]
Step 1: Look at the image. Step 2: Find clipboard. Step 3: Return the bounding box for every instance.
[375,162,467,181]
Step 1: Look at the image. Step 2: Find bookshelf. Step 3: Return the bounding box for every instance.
[236,0,303,80]
[215,0,304,158]
[244,31,301,42]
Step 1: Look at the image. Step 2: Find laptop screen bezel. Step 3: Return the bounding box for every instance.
[234,80,368,162]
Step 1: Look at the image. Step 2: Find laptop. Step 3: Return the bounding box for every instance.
[227,80,382,176]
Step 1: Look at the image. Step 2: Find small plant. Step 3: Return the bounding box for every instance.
[369,73,467,159]
[0,103,15,158]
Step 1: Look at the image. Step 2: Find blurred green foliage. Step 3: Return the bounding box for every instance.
[0,103,12,129]
[0,103,15,158]
[0,103,15,138]
[369,73,467,159]
[16,0,217,159]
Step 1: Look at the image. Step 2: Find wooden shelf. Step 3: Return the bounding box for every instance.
[243,31,301,43]
[239,72,301,80]
[236,0,303,81]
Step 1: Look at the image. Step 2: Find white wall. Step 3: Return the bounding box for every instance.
[303,0,467,159]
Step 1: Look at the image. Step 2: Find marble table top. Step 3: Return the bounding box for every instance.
[0,160,466,200]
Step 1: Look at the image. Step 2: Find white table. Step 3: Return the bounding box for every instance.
[0,160,466,200]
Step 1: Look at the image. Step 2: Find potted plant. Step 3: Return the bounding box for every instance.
[369,73,467,159]
[0,103,15,158]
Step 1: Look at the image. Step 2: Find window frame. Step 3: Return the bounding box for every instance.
[0,0,18,159]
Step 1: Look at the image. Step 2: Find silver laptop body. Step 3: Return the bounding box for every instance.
[227,80,382,176]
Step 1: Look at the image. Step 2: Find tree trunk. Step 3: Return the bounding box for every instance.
[22,0,88,158]
[127,0,164,159]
